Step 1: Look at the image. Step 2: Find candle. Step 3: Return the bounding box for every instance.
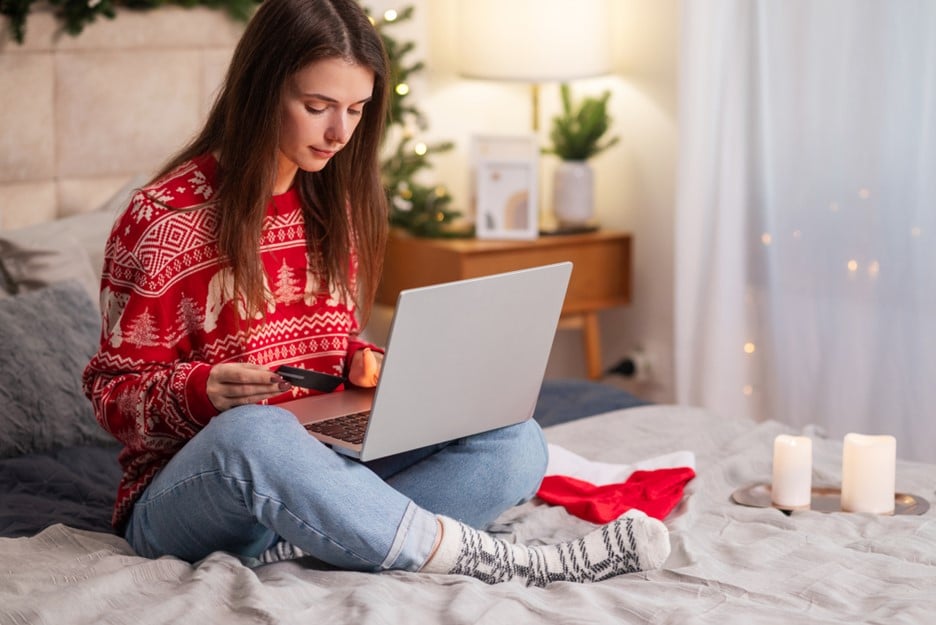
[840,433,896,514]
[771,435,813,509]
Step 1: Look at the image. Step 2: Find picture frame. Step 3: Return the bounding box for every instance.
[470,134,539,240]
[474,158,539,240]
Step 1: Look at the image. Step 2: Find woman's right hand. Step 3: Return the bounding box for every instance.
[207,362,291,412]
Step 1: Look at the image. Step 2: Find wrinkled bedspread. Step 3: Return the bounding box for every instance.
[3,405,935,625]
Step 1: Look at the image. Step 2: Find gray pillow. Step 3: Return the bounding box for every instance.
[0,210,114,306]
[0,173,146,303]
[0,280,114,458]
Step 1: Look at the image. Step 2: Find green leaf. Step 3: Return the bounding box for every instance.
[545,83,620,161]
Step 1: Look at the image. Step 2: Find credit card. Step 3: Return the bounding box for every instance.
[275,365,345,393]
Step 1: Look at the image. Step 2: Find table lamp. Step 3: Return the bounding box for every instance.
[456,0,613,233]
[455,0,613,131]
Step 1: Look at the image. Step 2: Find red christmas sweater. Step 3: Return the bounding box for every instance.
[82,154,377,531]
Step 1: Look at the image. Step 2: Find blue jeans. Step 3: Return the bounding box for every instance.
[124,405,548,571]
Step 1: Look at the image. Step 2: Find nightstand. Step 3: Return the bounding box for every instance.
[376,230,632,379]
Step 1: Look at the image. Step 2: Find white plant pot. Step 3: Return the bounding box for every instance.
[553,161,595,226]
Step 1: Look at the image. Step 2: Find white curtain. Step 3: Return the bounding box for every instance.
[676,0,936,462]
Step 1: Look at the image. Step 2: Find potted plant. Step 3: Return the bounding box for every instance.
[544,83,620,227]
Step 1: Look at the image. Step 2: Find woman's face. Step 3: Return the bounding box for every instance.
[276,57,375,190]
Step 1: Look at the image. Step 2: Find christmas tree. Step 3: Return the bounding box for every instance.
[370,5,466,237]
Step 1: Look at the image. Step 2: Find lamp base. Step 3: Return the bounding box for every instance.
[539,223,600,236]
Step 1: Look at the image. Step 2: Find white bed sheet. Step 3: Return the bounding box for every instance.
[2,405,935,625]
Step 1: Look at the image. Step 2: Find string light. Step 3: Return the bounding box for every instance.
[847,259,858,273]
[858,188,871,200]
[395,82,410,96]
[761,233,772,246]
[743,385,754,396]
[792,229,802,239]
[413,142,428,156]
[911,226,923,238]
[744,342,756,354]
[384,9,398,21]
[867,260,880,279]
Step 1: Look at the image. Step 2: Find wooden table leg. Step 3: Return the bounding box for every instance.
[558,312,603,379]
[582,312,603,380]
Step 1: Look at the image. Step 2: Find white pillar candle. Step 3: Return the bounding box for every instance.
[840,433,896,514]
[771,435,813,509]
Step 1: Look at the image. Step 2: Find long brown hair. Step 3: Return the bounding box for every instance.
[153,0,390,324]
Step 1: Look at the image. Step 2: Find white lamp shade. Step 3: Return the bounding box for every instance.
[456,0,612,82]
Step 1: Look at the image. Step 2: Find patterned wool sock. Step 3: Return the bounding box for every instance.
[421,510,670,587]
[258,540,307,564]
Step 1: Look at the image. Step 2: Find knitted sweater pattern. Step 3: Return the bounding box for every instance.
[82,155,372,530]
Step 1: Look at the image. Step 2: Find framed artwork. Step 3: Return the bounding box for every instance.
[470,134,539,240]
[474,158,539,240]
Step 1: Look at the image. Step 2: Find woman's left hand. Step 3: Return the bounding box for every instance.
[347,348,382,387]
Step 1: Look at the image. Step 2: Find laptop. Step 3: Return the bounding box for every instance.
[277,261,573,461]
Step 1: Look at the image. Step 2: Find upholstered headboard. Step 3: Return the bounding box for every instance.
[0,7,242,231]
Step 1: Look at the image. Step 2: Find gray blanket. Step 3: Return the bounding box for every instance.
[2,405,935,624]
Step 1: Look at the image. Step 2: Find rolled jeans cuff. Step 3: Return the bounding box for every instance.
[382,501,438,571]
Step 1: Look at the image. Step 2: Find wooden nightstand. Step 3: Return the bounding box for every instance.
[377,229,632,379]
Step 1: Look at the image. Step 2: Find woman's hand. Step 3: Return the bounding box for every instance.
[207,362,291,412]
[347,348,383,388]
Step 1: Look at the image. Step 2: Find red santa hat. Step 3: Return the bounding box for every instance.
[536,444,696,523]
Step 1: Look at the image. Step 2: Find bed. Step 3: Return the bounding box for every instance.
[2,209,935,624]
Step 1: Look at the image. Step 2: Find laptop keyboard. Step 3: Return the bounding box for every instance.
[304,410,371,445]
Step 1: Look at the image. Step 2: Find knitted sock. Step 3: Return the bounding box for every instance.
[258,540,307,564]
[421,510,670,587]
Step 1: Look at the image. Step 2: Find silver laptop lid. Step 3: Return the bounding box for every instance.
[358,261,572,460]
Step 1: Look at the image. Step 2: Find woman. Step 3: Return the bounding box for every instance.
[83,0,669,587]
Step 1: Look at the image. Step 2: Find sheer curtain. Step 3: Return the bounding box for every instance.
[676,1,936,462]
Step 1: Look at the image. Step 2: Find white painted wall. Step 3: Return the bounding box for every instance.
[367,0,680,402]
